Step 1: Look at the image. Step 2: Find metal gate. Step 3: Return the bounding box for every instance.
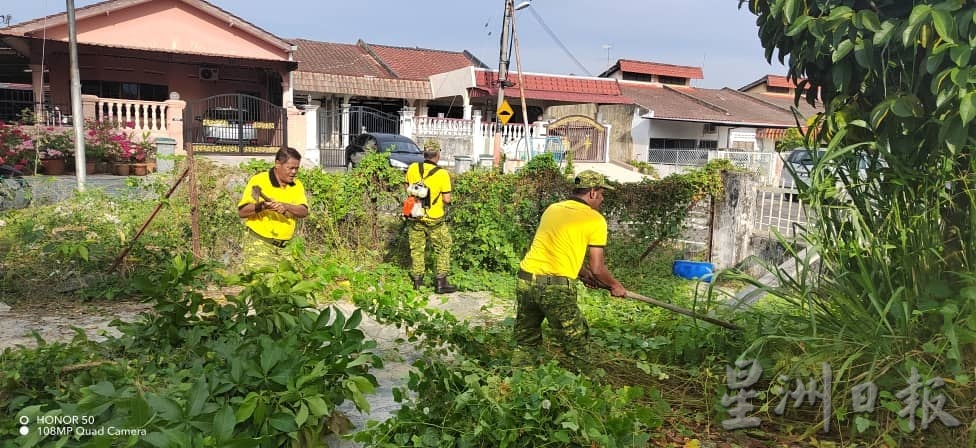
[546,115,607,162]
[318,105,400,167]
[184,94,286,155]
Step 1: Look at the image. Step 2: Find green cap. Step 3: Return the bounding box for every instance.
[422,140,442,152]
[574,170,614,190]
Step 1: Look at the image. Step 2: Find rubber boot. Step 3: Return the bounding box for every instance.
[435,275,457,294]
[410,275,424,291]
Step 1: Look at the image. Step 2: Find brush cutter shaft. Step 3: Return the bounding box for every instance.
[624,291,740,331]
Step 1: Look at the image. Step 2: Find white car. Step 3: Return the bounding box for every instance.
[200,107,257,145]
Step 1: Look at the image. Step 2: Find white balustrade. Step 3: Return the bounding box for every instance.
[414,116,473,137]
[96,98,169,132]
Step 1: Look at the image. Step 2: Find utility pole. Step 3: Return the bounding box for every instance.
[66,0,86,191]
[493,0,515,165]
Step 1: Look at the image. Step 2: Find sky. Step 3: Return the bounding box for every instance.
[3,0,786,90]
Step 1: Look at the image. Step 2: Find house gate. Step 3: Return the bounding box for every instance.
[318,105,400,168]
[184,94,286,155]
[546,115,606,162]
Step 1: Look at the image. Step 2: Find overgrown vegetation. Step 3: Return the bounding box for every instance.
[737,0,976,445]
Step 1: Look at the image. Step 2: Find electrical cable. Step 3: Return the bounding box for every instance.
[524,7,592,76]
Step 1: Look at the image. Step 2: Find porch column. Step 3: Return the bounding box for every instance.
[462,95,472,120]
[531,120,547,157]
[341,102,351,148]
[30,64,44,119]
[302,104,320,168]
[164,99,186,155]
[81,95,98,122]
[287,107,306,157]
[471,110,483,157]
[602,123,613,163]
[417,100,429,117]
[399,107,416,140]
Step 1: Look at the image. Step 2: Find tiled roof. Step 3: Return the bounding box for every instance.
[3,0,292,51]
[291,39,393,78]
[741,92,821,119]
[473,70,631,104]
[365,43,485,80]
[616,60,703,79]
[292,72,432,100]
[766,75,797,89]
[619,82,799,127]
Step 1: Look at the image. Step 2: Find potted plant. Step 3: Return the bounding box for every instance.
[37,147,68,175]
[36,127,75,174]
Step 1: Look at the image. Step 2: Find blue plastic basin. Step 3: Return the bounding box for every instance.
[672,260,714,282]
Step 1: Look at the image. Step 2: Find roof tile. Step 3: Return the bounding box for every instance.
[618,60,703,79]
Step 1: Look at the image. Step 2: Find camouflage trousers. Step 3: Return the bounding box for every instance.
[512,277,589,367]
[241,230,283,272]
[407,218,452,276]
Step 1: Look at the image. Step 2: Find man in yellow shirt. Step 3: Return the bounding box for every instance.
[513,170,628,369]
[236,147,309,270]
[405,140,457,293]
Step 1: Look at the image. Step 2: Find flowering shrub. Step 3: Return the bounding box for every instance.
[37,148,67,160]
[85,120,136,162]
[0,121,34,171]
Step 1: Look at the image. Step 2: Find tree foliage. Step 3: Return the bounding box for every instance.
[739,0,976,369]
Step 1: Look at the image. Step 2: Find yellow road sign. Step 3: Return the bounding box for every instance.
[496,99,514,125]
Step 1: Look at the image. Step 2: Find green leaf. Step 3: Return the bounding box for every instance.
[858,10,881,32]
[855,415,873,433]
[146,394,183,422]
[213,405,236,442]
[295,402,309,427]
[345,308,363,329]
[78,245,89,262]
[950,45,972,66]
[305,397,331,417]
[235,393,259,423]
[832,40,854,63]
[88,381,116,397]
[931,9,956,44]
[187,379,209,418]
[960,92,976,125]
[268,412,298,433]
[785,15,812,37]
[891,95,921,117]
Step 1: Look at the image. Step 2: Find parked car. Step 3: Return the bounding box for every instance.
[781,148,884,201]
[781,148,825,190]
[199,107,257,145]
[345,132,425,170]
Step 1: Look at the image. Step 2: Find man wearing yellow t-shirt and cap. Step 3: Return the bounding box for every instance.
[405,140,457,293]
[237,147,309,270]
[513,170,628,368]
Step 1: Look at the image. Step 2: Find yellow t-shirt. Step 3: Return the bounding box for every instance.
[519,198,608,279]
[237,169,309,240]
[405,161,452,220]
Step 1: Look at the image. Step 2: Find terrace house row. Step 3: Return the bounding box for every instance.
[0,0,816,178]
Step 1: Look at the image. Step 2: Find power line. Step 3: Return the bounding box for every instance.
[524,7,592,76]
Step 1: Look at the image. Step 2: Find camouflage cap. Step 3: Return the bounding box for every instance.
[574,170,615,190]
[422,140,442,152]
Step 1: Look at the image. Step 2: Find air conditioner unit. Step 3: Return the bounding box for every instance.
[199,67,219,81]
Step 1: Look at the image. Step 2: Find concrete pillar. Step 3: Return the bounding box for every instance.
[302,104,320,168]
[602,123,613,163]
[462,98,472,121]
[163,99,185,155]
[471,110,483,156]
[81,95,98,122]
[399,106,416,140]
[286,106,306,155]
[30,64,44,119]
[710,171,760,271]
[341,102,351,148]
[417,100,429,117]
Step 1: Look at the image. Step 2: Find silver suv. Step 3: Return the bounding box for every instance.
[781,148,825,190]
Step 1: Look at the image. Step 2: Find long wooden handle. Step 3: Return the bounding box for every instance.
[625,290,741,331]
